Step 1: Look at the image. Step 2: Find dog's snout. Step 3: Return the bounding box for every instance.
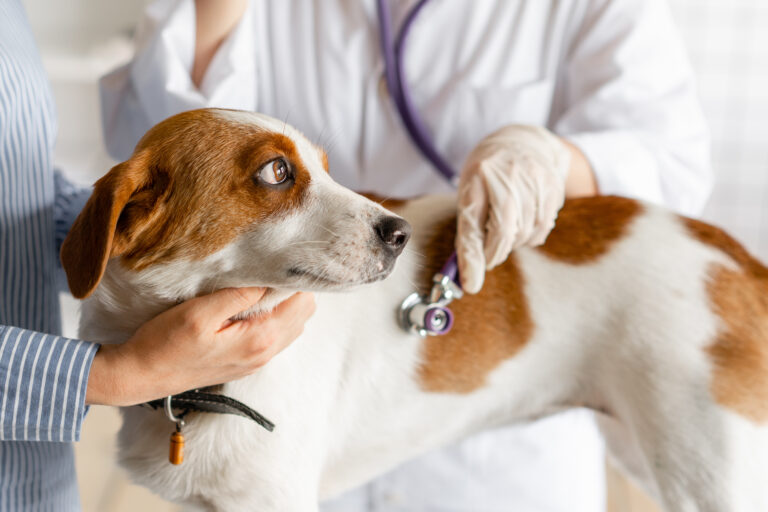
[375,216,411,255]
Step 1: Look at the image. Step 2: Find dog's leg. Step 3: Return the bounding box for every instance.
[598,390,758,512]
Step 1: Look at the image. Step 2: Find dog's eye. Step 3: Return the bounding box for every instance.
[258,159,291,185]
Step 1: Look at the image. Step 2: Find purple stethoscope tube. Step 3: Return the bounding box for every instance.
[378,0,465,336]
[376,0,461,289]
[375,0,457,184]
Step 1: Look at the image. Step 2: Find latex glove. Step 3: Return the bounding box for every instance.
[457,125,571,294]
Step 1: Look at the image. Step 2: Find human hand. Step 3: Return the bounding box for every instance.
[456,125,571,294]
[86,288,316,406]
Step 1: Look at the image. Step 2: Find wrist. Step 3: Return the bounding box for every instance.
[561,138,598,198]
[85,343,145,406]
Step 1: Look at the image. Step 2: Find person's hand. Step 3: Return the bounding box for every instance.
[456,125,571,294]
[86,288,316,406]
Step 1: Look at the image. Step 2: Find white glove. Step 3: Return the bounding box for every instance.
[456,125,571,294]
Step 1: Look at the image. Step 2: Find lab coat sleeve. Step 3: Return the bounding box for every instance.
[100,0,256,161]
[553,0,712,215]
[0,325,98,442]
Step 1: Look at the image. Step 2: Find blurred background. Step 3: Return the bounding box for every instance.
[21,0,767,510]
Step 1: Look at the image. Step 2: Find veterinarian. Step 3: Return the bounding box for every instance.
[0,2,315,510]
[99,0,711,510]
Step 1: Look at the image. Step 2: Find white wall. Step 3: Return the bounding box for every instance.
[24,0,145,49]
[23,0,146,186]
[670,0,768,258]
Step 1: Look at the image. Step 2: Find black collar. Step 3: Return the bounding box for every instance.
[142,390,275,432]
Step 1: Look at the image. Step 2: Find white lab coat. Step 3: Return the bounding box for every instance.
[100,0,711,510]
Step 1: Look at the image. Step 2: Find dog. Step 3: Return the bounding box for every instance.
[61,108,768,511]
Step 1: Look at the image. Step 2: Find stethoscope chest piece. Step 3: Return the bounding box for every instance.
[398,272,463,337]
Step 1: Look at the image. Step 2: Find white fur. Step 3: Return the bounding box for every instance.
[78,113,768,511]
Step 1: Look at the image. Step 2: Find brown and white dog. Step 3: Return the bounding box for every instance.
[62,109,768,512]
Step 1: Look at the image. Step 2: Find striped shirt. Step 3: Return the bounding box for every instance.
[1,1,99,510]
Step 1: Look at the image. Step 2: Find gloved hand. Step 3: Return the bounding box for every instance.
[456,125,571,294]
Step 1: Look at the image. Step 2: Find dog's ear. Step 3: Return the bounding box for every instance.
[61,151,155,299]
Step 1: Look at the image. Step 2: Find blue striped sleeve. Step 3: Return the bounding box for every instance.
[0,326,98,442]
[53,170,91,257]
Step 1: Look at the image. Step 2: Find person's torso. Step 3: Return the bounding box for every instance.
[242,4,606,511]
[0,2,81,511]
[246,0,588,196]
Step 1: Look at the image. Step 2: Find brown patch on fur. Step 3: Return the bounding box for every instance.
[684,218,768,280]
[704,265,768,423]
[537,196,642,264]
[320,150,329,173]
[61,109,317,298]
[417,215,533,393]
[61,151,153,298]
[685,218,768,422]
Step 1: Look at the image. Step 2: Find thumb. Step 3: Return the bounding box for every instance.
[190,287,267,321]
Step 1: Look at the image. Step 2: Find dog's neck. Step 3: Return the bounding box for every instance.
[80,260,297,344]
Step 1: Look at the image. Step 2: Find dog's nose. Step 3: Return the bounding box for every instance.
[375,216,411,255]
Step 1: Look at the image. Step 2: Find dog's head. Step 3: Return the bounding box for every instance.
[61,109,410,300]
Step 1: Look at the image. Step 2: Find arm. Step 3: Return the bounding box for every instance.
[553,0,711,215]
[562,139,598,198]
[456,0,707,292]
[86,288,315,407]
[100,0,254,161]
[1,289,315,442]
[0,326,98,442]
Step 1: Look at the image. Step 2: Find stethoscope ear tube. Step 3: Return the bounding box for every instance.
[376,0,457,183]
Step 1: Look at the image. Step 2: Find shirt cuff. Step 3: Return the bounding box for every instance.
[0,326,99,442]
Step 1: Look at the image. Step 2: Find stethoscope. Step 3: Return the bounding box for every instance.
[376,0,464,337]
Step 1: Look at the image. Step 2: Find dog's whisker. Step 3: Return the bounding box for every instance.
[301,219,342,239]
[285,240,332,248]
[317,224,341,238]
[403,247,426,258]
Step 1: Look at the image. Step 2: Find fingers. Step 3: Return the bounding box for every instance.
[483,201,515,269]
[241,292,316,362]
[529,181,563,247]
[457,146,564,293]
[270,292,316,331]
[483,171,522,268]
[456,173,488,294]
[189,287,267,321]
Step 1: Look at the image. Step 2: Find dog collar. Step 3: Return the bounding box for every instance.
[142,390,275,431]
[141,390,274,465]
